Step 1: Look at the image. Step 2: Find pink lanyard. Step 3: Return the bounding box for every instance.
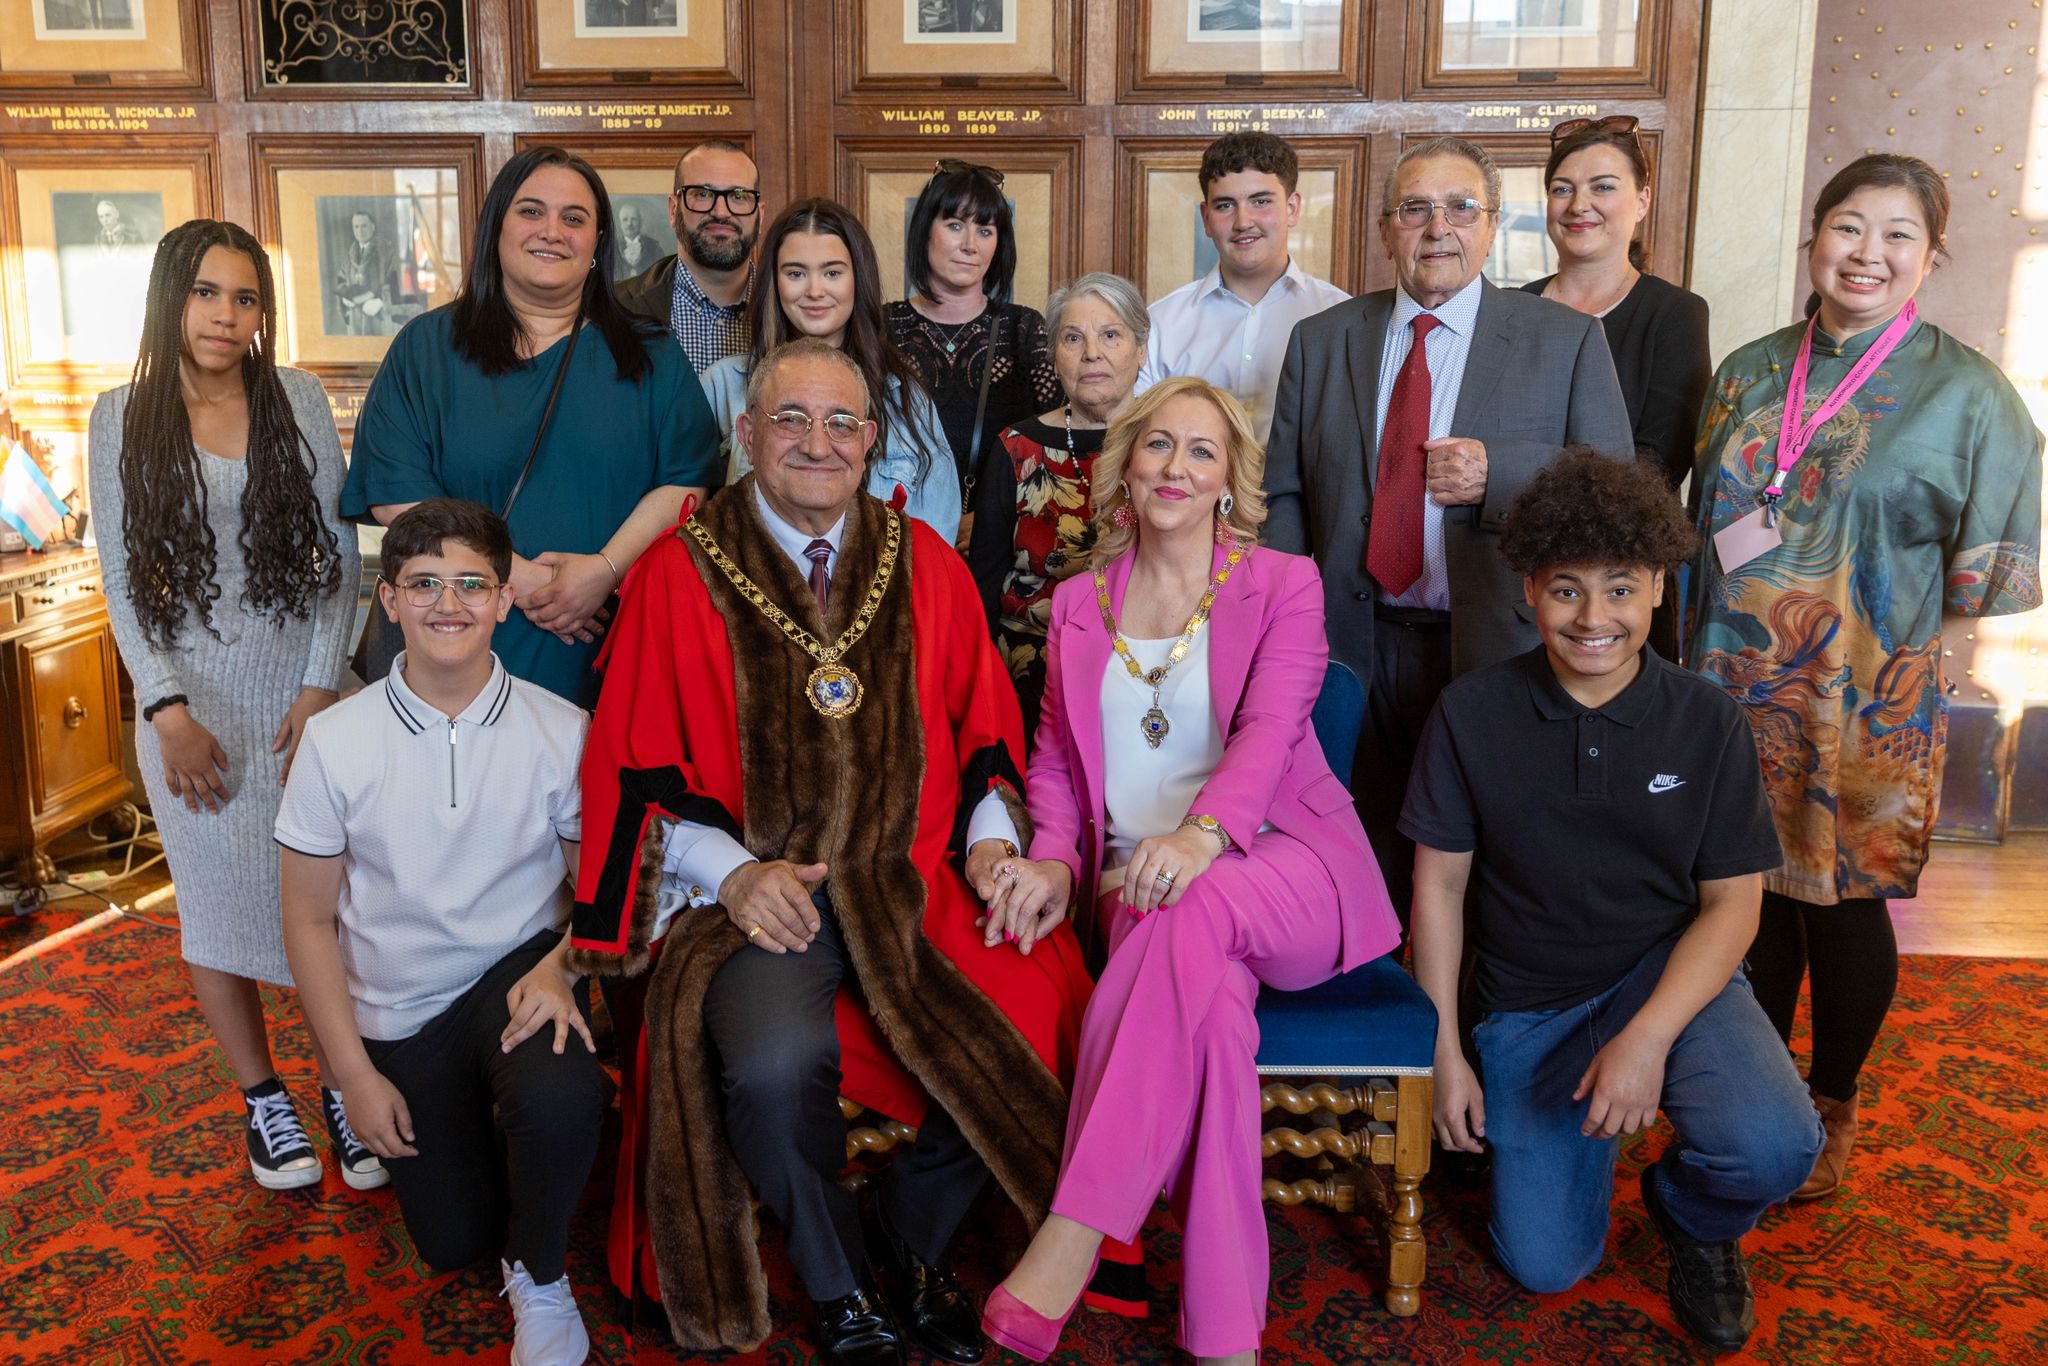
[1765,299,1918,502]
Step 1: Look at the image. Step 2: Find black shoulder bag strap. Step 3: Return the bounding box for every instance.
[353,315,583,685]
[500,314,584,522]
[959,310,1004,513]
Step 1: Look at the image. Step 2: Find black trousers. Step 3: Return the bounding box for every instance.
[1352,612,1455,930]
[1745,891,1898,1102]
[362,929,609,1285]
[702,893,988,1301]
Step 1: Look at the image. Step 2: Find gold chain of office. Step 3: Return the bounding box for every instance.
[685,510,902,719]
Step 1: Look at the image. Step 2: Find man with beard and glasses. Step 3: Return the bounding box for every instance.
[618,139,762,374]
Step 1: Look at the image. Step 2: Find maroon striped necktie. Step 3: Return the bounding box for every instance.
[804,538,832,613]
[1365,312,1440,596]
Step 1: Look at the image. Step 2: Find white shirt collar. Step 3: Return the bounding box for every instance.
[1391,273,1487,338]
[1193,256,1311,308]
[750,481,848,575]
[384,651,512,733]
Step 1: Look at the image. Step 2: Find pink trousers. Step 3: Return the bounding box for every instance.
[1050,830,1343,1358]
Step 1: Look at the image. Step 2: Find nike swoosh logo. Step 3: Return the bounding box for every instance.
[1648,777,1686,794]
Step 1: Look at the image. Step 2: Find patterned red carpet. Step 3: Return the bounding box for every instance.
[2,915,2044,1365]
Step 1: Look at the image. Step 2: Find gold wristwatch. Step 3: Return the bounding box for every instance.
[1179,813,1232,852]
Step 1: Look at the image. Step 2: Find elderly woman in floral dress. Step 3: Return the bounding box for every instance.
[967,272,1150,743]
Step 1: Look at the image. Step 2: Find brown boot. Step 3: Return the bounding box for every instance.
[1791,1090,1859,1201]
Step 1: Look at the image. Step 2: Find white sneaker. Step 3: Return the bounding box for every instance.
[500,1259,590,1366]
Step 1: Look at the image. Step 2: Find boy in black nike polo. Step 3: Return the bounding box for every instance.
[1401,450,1821,1354]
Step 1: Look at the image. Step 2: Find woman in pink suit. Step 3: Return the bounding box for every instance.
[974,376,1401,1364]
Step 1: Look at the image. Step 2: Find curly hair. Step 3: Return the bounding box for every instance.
[1498,448,1697,577]
[118,218,341,650]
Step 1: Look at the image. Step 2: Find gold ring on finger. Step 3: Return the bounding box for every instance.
[746,924,763,939]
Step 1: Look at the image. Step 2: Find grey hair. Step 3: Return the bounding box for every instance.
[1381,136,1502,211]
[744,336,872,416]
[1044,271,1152,349]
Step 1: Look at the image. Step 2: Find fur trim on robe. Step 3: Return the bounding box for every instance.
[573,487,1068,1351]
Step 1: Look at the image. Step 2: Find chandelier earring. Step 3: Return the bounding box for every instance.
[1112,481,1137,529]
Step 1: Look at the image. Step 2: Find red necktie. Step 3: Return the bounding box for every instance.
[804,538,832,613]
[1365,313,1440,596]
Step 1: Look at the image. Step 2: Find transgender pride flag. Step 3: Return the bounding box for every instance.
[0,441,69,550]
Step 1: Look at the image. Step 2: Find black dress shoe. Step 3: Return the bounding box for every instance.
[815,1283,907,1366]
[1640,1166,1756,1353]
[865,1203,989,1365]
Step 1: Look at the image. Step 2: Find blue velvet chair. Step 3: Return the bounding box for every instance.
[1253,660,1438,1316]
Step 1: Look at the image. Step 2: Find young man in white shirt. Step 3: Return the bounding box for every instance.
[1137,131,1349,445]
[278,499,603,1366]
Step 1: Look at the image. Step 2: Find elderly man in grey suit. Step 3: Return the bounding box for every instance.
[1265,134,1633,920]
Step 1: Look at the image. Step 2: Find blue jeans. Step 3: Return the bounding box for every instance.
[1472,939,1822,1294]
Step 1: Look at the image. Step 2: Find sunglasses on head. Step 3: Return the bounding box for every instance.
[1550,114,1642,146]
[934,158,1004,187]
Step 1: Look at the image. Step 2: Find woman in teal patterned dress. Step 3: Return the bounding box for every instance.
[1688,154,2042,1200]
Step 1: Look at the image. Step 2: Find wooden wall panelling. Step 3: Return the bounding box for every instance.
[1121,0,1370,100]
[510,0,750,95]
[1405,0,1669,97]
[250,135,486,433]
[239,0,480,100]
[839,0,1083,102]
[0,0,209,94]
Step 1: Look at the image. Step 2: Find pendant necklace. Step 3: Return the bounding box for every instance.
[1094,538,1246,749]
[686,510,902,719]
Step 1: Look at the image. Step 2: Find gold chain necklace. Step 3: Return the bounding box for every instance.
[686,510,902,718]
[1094,539,1246,749]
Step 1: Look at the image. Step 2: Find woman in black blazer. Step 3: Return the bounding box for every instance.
[1522,116,1710,491]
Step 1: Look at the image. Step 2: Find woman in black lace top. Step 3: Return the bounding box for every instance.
[887,161,1064,553]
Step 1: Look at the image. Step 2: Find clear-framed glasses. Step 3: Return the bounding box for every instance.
[764,409,873,446]
[391,574,500,608]
[1386,197,1498,228]
[675,183,761,216]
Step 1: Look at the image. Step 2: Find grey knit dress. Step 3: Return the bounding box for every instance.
[88,367,361,985]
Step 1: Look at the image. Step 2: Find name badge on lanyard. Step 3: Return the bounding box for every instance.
[1715,300,1918,575]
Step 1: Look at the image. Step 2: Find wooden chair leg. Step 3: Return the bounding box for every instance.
[1384,1075,1433,1317]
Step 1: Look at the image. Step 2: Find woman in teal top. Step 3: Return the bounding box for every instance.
[1688,153,2042,1201]
[344,147,719,707]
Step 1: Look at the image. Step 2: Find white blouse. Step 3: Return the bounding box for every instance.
[1101,630,1223,875]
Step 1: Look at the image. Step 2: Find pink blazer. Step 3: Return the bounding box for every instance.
[1025,542,1401,973]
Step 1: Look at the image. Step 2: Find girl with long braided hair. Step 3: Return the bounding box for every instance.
[87,218,370,1193]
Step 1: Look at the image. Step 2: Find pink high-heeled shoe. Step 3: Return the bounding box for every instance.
[981,1254,1099,1362]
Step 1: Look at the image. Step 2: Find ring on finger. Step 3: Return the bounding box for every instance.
[1155,869,1177,887]
[746,923,763,939]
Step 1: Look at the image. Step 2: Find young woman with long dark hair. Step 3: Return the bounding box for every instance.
[342,145,721,707]
[87,218,367,1191]
[696,196,961,539]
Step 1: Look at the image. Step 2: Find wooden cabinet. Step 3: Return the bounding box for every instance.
[0,549,130,887]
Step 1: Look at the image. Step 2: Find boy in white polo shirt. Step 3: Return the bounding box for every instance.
[278,498,604,1366]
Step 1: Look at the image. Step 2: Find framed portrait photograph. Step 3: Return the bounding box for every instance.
[1118,138,1364,301]
[0,142,212,384]
[255,139,483,378]
[250,0,471,93]
[0,0,203,90]
[1187,0,1300,42]
[573,0,683,37]
[34,0,145,40]
[518,0,741,91]
[847,0,1071,96]
[1128,0,1361,95]
[839,141,1079,313]
[905,0,1013,43]
[1413,0,1664,93]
